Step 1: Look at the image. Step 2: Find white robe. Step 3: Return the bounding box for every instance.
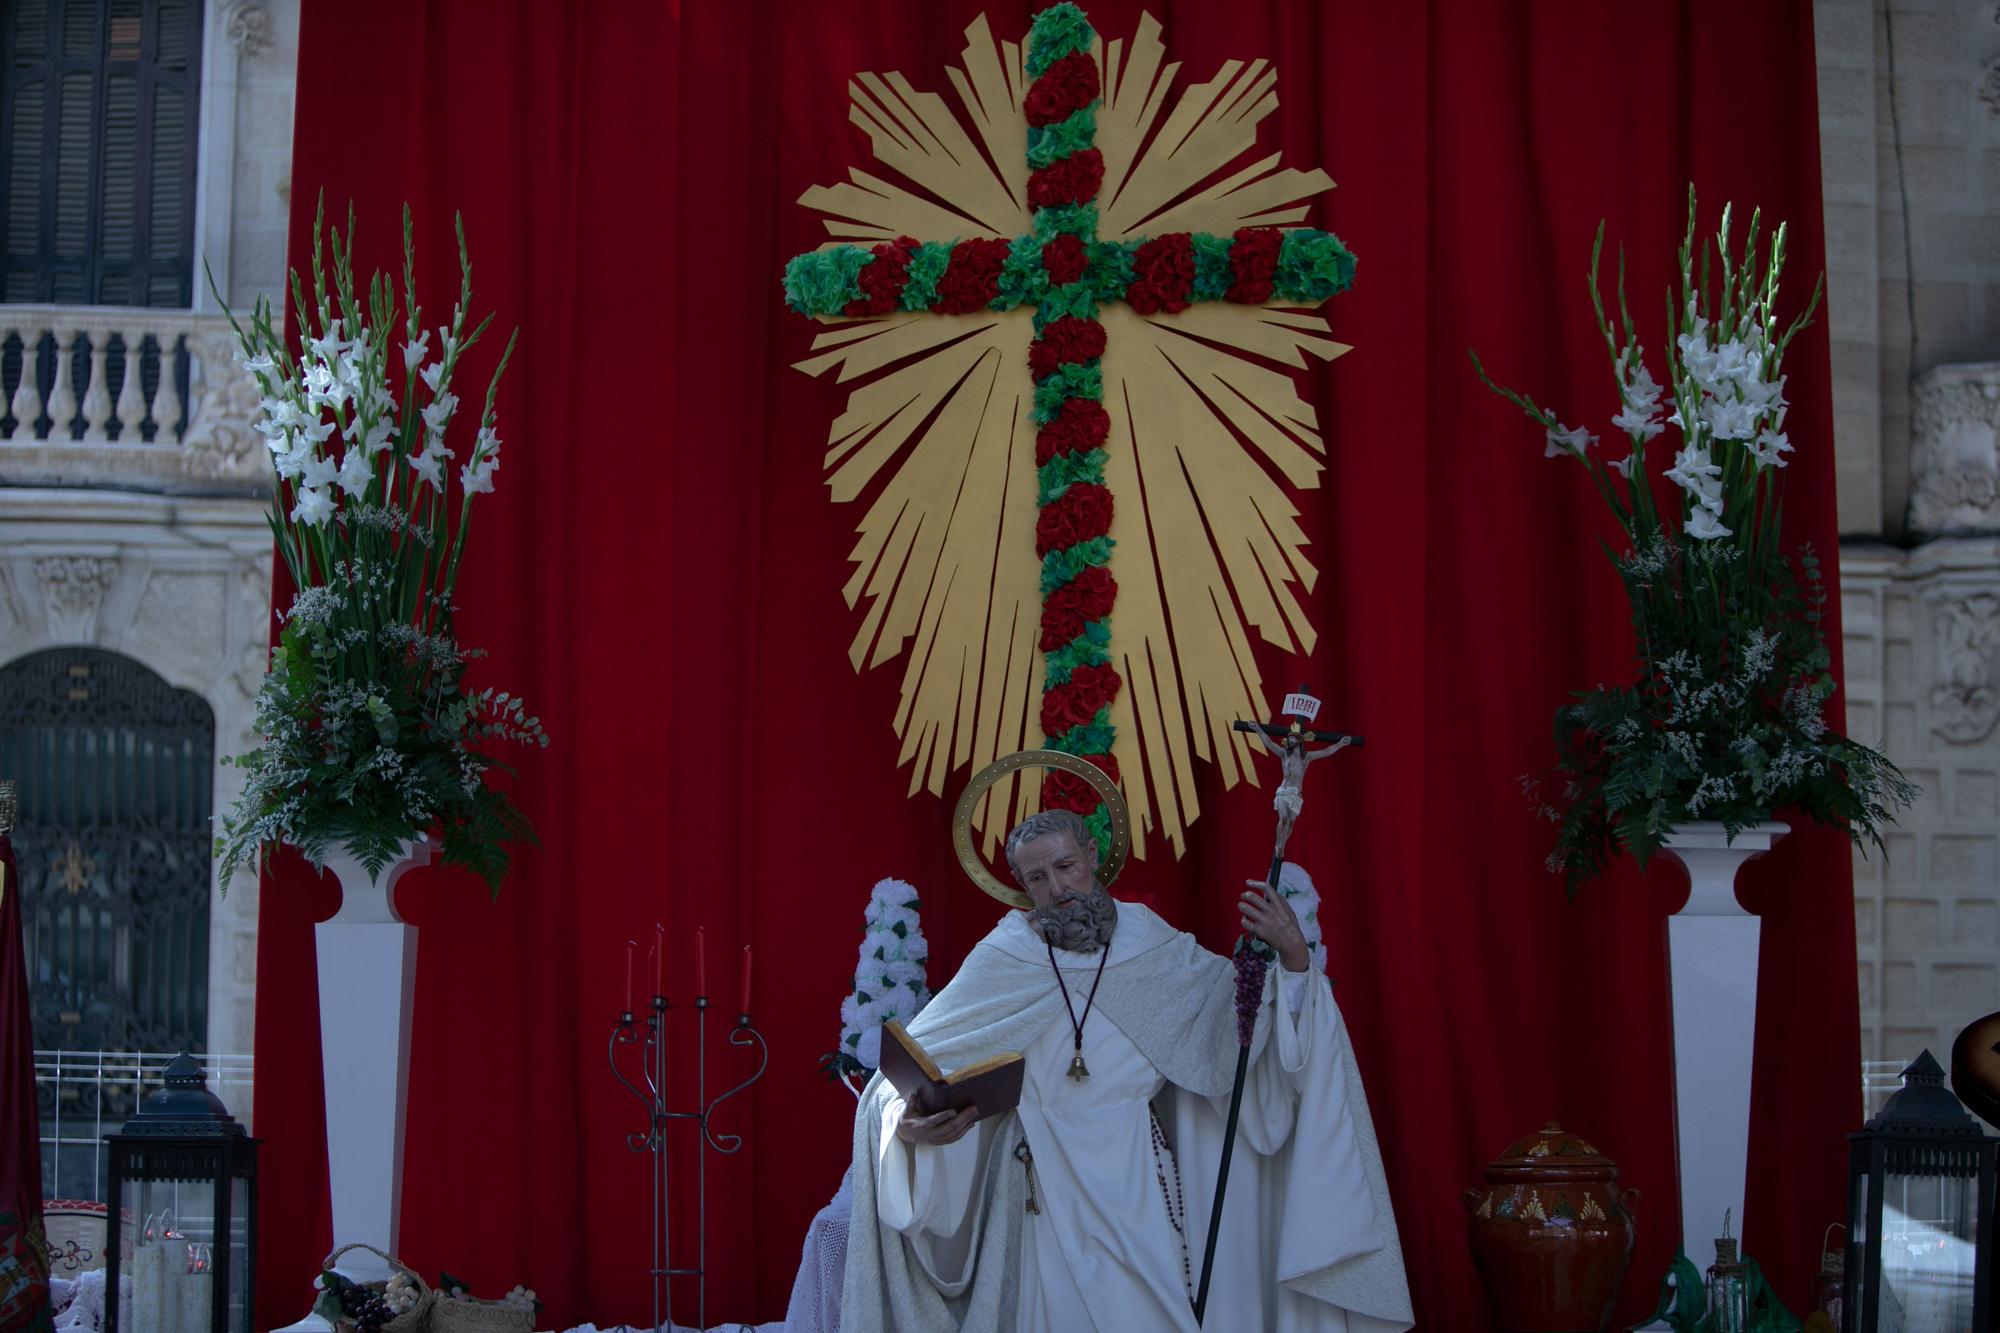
[844,904,1413,1333]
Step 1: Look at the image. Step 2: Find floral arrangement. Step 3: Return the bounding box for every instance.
[1472,188,1912,892]
[781,2,1355,858]
[823,877,932,1078]
[213,200,546,893]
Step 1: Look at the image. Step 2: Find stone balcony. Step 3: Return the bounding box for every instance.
[0,304,267,495]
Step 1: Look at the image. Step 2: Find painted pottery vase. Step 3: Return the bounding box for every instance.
[1463,1122,1639,1332]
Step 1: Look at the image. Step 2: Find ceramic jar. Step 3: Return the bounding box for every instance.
[1463,1122,1639,1332]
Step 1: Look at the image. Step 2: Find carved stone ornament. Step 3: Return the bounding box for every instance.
[34,556,121,636]
[222,2,273,57]
[1930,592,2000,745]
[1908,364,2000,537]
[1982,58,2000,120]
[180,328,266,481]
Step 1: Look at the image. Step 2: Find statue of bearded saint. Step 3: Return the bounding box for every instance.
[839,808,1415,1333]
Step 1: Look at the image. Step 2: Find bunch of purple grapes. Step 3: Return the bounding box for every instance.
[1233,949,1267,1047]
[338,1284,394,1333]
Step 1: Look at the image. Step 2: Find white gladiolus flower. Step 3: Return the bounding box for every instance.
[409,445,446,490]
[336,346,366,389]
[1677,321,1721,392]
[1685,505,1732,540]
[335,448,374,498]
[1711,339,1759,388]
[307,320,346,365]
[1699,395,1758,442]
[239,350,275,377]
[298,452,339,492]
[403,330,430,372]
[461,454,497,496]
[1738,373,1786,416]
[272,439,312,481]
[420,360,447,393]
[1664,443,1723,507]
[1618,352,1664,411]
[421,391,458,434]
[362,416,395,456]
[1611,403,1665,440]
[1544,423,1597,459]
[290,485,335,527]
[439,321,460,360]
[1607,455,1638,479]
[1748,428,1793,468]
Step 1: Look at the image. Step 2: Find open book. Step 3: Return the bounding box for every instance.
[879,1019,1025,1122]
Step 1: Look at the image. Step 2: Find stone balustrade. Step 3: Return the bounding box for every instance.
[0,305,267,492]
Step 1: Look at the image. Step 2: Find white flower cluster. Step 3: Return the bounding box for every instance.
[1275,861,1329,974]
[236,294,502,533]
[1494,198,1814,555]
[838,877,931,1070]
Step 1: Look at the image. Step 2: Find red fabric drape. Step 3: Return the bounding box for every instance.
[255,3,1853,1329]
[1,833,52,1331]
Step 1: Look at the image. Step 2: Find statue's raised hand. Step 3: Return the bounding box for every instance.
[1239,879,1310,973]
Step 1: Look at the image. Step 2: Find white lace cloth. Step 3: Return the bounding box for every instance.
[780,1164,852,1333]
[48,1268,133,1331]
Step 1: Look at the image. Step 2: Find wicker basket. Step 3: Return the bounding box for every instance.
[429,1295,534,1333]
[322,1243,434,1333]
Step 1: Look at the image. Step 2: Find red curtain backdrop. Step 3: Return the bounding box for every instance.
[254,3,1852,1329]
[1,833,52,1331]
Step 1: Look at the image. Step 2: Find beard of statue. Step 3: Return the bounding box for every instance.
[1030,882,1119,953]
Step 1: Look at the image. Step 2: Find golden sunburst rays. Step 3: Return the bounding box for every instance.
[792,11,1351,861]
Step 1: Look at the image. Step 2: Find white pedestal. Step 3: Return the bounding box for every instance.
[313,839,431,1284]
[1659,821,1787,1266]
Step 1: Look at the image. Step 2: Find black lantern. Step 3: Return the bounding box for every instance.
[103,1053,259,1332]
[1843,1050,1997,1332]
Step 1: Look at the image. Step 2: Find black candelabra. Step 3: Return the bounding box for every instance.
[607,993,767,1333]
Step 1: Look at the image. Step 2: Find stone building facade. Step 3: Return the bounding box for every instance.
[0,0,300,1126]
[1817,0,2000,1105]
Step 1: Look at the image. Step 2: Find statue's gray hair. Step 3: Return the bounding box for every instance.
[1004,808,1096,879]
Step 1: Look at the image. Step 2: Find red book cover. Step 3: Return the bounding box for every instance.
[0,831,50,1332]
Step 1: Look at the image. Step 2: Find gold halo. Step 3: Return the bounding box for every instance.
[952,750,1131,909]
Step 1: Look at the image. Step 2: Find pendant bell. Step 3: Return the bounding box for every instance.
[1068,1052,1090,1081]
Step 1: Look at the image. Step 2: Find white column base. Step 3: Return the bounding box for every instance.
[313,840,431,1282]
[1660,821,1786,1264]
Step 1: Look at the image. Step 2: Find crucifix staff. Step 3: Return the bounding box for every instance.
[1192,692,1362,1325]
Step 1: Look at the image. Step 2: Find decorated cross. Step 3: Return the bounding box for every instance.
[783,2,1357,859]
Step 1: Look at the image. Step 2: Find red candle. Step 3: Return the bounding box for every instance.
[739,945,753,1015]
[695,926,707,997]
[624,940,634,1013]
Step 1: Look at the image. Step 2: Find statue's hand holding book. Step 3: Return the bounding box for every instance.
[880,1020,1025,1128]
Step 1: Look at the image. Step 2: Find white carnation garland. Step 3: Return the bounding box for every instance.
[825,877,931,1080]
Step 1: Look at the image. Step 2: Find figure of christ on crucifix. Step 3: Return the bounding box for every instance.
[839,802,1414,1333]
[1261,728,1352,864]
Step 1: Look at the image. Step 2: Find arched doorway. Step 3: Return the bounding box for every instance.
[0,646,215,1193]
